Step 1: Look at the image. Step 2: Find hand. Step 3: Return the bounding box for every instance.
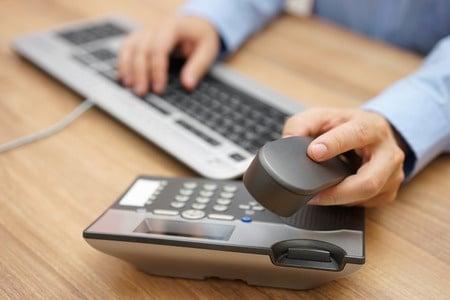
[283,107,405,207]
[118,16,220,95]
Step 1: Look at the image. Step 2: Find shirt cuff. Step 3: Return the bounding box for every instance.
[178,0,284,55]
[362,77,450,179]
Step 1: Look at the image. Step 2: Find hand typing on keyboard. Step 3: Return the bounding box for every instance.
[118,16,220,96]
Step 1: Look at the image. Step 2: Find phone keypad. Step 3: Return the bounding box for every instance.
[116,177,282,224]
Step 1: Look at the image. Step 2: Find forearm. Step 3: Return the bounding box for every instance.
[179,0,285,54]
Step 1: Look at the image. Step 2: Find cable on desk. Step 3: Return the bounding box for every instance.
[0,99,95,153]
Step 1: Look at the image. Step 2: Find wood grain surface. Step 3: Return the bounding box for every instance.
[1,1,449,299]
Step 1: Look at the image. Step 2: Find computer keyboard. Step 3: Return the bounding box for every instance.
[14,16,303,179]
[61,22,288,158]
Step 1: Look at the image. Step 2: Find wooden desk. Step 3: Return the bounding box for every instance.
[1,1,449,298]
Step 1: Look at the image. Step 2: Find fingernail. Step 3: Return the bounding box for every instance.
[153,81,163,94]
[310,143,327,160]
[184,73,197,89]
[134,83,145,95]
[134,88,142,96]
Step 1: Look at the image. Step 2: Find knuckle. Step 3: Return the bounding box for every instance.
[354,121,370,145]
[395,168,405,186]
[134,59,146,74]
[284,115,297,127]
[309,107,322,114]
[373,114,390,138]
[329,132,345,153]
[310,106,328,117]
[123,33,137,47]
[360,177,383,198]
[282,114,302,135]
[151,42,166,55]
[136,41,151,57]
[151,55,165,68]
[384,191,398,204]
[394,175,404,189]
[394,148,405,165]
[392,149,406,182]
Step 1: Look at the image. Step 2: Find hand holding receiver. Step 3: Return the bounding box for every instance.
[243,136,352,217]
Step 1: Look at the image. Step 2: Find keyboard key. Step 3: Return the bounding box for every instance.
[176,120,220,146]
[58,22,127,45]
[89,48,116,61]
[142,96,171,115]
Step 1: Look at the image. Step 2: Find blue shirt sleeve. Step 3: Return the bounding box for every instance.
[179,0,285,54]
[363,35,450,179]
[178,0,450,180]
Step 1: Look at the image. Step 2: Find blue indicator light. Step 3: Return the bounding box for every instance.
[241,216,252,223]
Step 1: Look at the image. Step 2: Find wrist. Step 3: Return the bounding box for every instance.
[390,123,416,178]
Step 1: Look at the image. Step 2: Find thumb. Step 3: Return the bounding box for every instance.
[307,142,330,162]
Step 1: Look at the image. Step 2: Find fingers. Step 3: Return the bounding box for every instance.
[117,16,220,95]
[133,31,155,95]
[283,107,349,138]
[118,31,140,86]
[181,37,218,90]
[179,17,219,90]
[308,115,389,161]
[283,107,405,207]
[283,110,321,138]
[287,108,392,162]
[150,19,179,94]
[307,137,404,206]
[118,28,155,95]
[315,166,403,207]
[283,107,361,161]
[117,20,179,96]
